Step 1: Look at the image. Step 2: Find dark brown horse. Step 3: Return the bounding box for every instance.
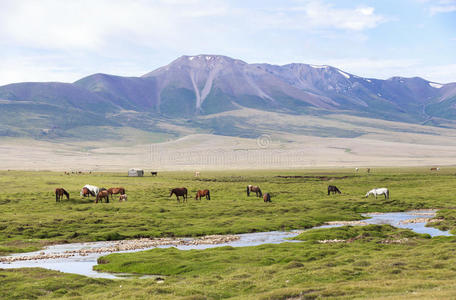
[247,185,262,197]
[263,193,271,202]
[96,188,110,203]
[80,187,95,197]
[55,188,69,202]
[195,189,210,200]
[107,187,126,200]
[170,188,187,203]
[327,185,341,195]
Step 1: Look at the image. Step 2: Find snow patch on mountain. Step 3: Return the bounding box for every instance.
[337,70,350,79]
[429,82,443,89]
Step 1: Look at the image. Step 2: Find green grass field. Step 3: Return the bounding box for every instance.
[1,168,456,299]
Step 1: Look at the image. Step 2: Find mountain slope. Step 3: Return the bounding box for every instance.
[0,54,455,140]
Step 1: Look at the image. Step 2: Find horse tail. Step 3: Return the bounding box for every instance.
[246,186,250,196]
[207,190,210,200]
[387,190,390,199]
[63,189,69,200]
[55,189,59,202]
[327,186,330,195]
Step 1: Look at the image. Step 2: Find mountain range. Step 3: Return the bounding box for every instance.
[1,54,456,141]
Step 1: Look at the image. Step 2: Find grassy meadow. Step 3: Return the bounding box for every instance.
[1,168,456,299]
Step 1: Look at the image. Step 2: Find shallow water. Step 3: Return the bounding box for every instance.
[0,210,451,279]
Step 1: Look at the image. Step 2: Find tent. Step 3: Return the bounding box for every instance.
[128,168,144,177]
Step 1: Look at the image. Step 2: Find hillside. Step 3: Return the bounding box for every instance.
[0,54,455,142]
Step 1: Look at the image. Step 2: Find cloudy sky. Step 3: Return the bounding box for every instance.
[0,0,455,85]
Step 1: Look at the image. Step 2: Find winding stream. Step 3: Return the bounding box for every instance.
[0,210,451,279]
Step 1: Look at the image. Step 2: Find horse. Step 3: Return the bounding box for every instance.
[80,187,94,197]
[170,188,188,203]
[367,168,371,173]
[151,171,158,176]
[365,188,389,199]
[328,185,341,195]
[81,184,99,197]
[195,189,210,200]
[96,188,110,203]
[55,188,69,202]
[195,171,200,177]
[430,167,440,171]
[247,185,262,197]
[119,194,128,202]
[263,193,271,202]
[107,187,126,200]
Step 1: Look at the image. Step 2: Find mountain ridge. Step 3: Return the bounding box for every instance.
[1,54,456,140]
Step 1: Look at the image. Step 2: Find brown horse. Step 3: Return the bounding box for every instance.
[170,188,187,203]
[263,193,271,202]
[107,187,126,200]
[80,187,95,197]
[247,185,262,197]
[195,189,210,200]
[55,188,69,202]
[96,188,110,203]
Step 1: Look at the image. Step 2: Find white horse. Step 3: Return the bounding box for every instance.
[365,188,389,199]
[81,184,99,197]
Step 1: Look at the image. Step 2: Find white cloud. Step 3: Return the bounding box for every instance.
[273,1,387,31]
[0,0,229,51]
[423,0,456,15]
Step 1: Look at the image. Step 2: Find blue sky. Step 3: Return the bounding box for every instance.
[0,0,455,85]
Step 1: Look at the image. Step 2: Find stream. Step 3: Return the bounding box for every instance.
[0,210,451,279]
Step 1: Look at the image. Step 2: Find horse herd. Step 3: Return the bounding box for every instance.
[55,182,390,203]
[55,185,127,203]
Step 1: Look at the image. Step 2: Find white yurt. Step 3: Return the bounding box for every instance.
[128,168,144,177]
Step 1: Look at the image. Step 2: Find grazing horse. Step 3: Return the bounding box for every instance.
[430,167,440,171]
[327,185,341,195]
[195,189,210,200]
[119,194,128,202]
[151,171,158,176]
[96,188,110,203]
[247,185,262,197]
[263,193,271,202]
[170,188,188,203]
[365,188,389,199]
[107,187,126,200]
[55,188,69,202]
[81,185,99,197]
[80,187,94,197]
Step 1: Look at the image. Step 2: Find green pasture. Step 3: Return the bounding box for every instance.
[1,168,456,299]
